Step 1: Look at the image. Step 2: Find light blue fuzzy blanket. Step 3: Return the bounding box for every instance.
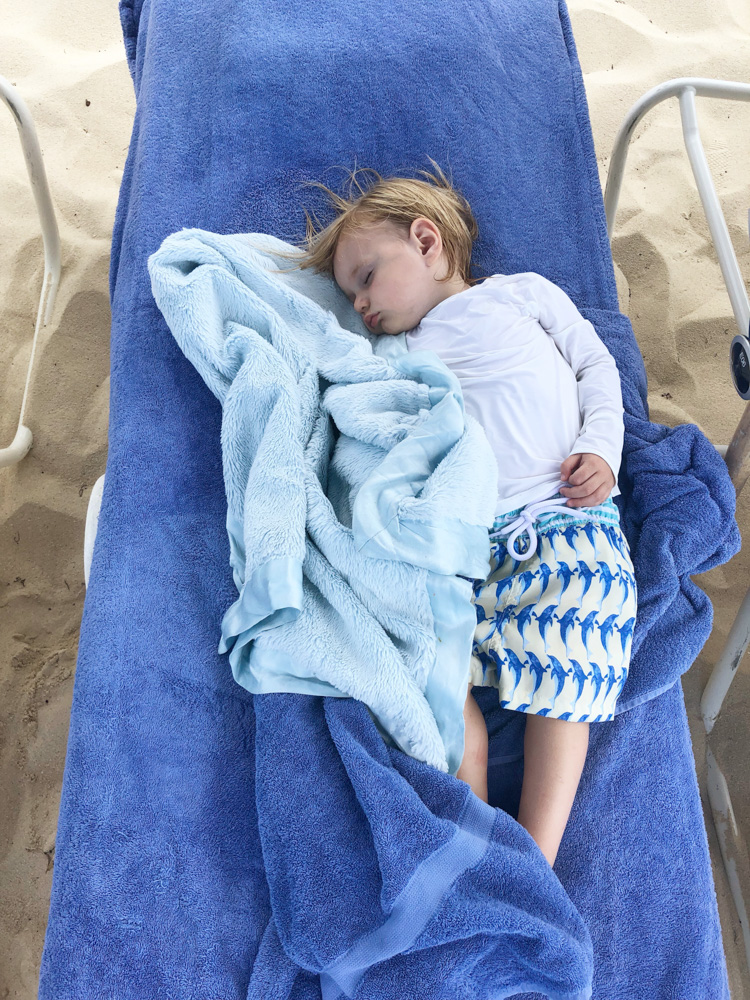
[148,228,498,776]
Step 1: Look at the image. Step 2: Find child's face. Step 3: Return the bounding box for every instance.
[333,217,459,336]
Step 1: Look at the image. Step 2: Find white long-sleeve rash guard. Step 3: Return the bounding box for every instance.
[404,271,625,519]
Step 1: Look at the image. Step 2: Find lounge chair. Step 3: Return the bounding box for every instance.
[38,2,742,997]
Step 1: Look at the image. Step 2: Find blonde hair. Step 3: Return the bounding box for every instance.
[270,157,491,287]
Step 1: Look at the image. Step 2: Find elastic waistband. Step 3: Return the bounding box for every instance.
[489,482,620,562]
[491,496,620,535]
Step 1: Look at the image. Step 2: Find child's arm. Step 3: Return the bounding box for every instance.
[517,272,625,488]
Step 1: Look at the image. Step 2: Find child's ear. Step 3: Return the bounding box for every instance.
[411,218,439,257]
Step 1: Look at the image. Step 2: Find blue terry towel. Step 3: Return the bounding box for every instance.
[38,0,740,997]
[148,227,500,777]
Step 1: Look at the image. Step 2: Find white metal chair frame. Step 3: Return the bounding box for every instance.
[0,75,61,468]
[3,66,748,971]
[605,77,750,968]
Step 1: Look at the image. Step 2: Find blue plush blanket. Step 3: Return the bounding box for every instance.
[148,228,499,776]
[37,0,740,998]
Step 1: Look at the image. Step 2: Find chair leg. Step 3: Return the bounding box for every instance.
[705,748,750,972]
[700,584,750,733]
[724,402,750,494]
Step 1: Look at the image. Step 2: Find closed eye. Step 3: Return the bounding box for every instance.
[365,270,373,284]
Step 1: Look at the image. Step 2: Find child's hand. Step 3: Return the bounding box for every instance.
[559,453,615,508]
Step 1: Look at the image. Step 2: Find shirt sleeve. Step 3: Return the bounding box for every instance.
[518,272,625,483]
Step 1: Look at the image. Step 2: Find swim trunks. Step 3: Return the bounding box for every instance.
[468,495,638,721]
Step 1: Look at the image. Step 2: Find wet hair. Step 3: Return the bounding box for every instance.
[269,156,489,287]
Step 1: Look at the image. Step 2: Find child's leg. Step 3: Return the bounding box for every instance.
[456,683,489,803]
[516,715,589,868]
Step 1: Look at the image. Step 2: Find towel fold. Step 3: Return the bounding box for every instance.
[579,306,740,712]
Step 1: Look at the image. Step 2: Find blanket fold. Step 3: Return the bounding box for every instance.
[148,227,500,777]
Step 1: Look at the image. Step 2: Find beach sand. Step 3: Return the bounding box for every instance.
[1,1,749,996]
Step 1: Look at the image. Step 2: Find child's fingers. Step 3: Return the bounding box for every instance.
[563,487,608,508]
[559,454,614,506]
[560,453,582,480]
[560,469,601,498]
[561,476,609,507]
[563,455,599,485]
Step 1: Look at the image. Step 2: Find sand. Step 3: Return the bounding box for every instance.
[1,1,749,996]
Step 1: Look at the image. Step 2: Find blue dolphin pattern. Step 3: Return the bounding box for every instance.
[532,605,558,652]
[596,613,619,656]
[614,616,636,655]
[490,542,524,577]
[504,648,528,699]
[515,569,538,600]
[474,646,506,687]
[524,650,548,699]
[473,599,489,627]
[582,518,603,556]
[614,565,635,602]
[514,603,537,643]
[605,658,619,693]
[493,575,517,605]
[561,524,586,560]
[554,607,582,650]
[604,522,630,562]
[535,561,554,600]
[475,515,635,721]
[587,659,607,704]
[554,560,576,600]
[476,602,517,646]
[546,654,572,706]
[576,560,597,601]
[577,610,599,656]
[569,657,592,702]
[596,561,617,603]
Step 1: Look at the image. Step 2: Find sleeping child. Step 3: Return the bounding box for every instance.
[273,158,638,869]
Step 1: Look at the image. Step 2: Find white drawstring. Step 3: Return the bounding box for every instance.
[489,479,593,561]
